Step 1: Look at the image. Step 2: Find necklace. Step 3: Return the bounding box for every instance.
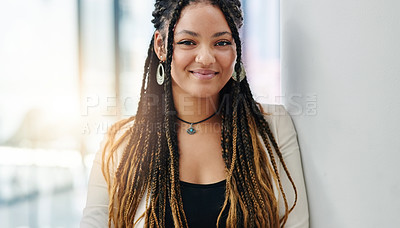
[176,112,217,135]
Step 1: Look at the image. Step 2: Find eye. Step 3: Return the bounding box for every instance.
[176,40,196,46]
[215,40,232,46]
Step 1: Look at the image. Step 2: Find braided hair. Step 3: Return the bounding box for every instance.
[101,0,297,227]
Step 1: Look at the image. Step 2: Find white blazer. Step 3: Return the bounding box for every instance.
[80,104,309,228]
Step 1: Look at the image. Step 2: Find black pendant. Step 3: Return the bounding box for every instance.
[176,113,218,135]
[187,124,196,135]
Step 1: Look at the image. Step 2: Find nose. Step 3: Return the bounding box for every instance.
[195,46,216,66]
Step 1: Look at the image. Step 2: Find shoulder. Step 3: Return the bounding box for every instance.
[259,103,290,120]
[109,117,135,141]
[81,118,135,228]
[259,104,309,227]
[96,117,135,171]
[258,104,297,146]
[105,117,135,150]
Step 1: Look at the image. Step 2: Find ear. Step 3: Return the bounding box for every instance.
[154,31,166,61]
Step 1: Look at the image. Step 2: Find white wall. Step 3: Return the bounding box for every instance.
[281,0,400,227]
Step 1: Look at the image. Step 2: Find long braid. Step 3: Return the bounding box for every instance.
[163,1,190,227]
[238,99,263,226]
[240,97,277,227]
[236,103,258,227]
[227,80,241,226]
[244,102,275,226]
[218,1,259,227]
[242,77,298,226]
[218,0,297,227]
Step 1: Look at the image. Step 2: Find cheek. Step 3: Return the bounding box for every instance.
[171,49,192,71]
[219,49,237,74]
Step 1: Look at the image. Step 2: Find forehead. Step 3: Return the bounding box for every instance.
[174,2,231,35]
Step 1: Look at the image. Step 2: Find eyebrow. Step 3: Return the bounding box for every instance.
[175,30,232,38]
[212,31,232,38]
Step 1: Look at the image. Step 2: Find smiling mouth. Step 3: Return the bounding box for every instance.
[189,70,219,80]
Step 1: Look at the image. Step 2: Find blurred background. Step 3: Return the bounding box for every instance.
[0,0,280,227]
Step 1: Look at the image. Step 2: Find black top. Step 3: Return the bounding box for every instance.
[165,180,228,228]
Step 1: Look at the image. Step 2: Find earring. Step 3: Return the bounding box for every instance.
[232,63,246,82]
[157,57,165,85]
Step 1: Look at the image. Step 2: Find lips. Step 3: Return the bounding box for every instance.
[190,69,219,80]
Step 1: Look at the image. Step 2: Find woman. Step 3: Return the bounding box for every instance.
[81,0,309,227]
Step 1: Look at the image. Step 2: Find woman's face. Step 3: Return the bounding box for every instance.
[158,3,237,100]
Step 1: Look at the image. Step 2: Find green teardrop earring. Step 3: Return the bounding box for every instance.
[232,63,246,82]
[156,56,165,85]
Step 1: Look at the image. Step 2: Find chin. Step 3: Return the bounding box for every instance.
[189,90,219,99]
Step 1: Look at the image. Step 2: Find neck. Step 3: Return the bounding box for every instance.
[173,94,220,123]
